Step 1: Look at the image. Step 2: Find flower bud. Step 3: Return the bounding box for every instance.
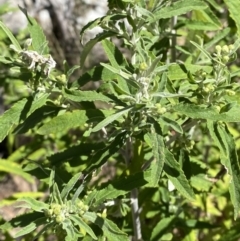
[225,89,236,96]
[215,45,221,54]
[222,55,230,63]
[229,44,234,51]
[222,45,229,54]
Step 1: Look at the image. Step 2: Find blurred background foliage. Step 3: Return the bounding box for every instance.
[1,0,240,240]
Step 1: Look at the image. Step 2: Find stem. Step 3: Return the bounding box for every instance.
[125,137,143,241]
[131,188,142,241]
[170,16,177,63]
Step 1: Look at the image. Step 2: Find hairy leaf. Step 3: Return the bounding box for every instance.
[37,110,88,135]
[164,150,195,201]
[149,0,207,22]
[91,106,133,132]
[83,212,129,241]
[70,215,97,240]
[16,197,48,212]
[223,0,240,37]
[148,128,165,187]
[14,217,48,238]
[80,31,116,68]
[63,88,113,103]
[208,121,240,219]
[61,172,82,201]
[19,6,49,54]
[174,103,240,122]
[167,63,212,81]
[88,171,151,207]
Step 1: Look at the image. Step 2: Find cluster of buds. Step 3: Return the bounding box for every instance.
[44,203,68,224]
[215,44,235,64]
[44,200,89,224]
[19,50,56,76]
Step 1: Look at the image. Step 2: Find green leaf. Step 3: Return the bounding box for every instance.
[83,212,129,241]
[70,215,97,240]
[204,28,231,49]
[88,171,151,207]
[0,98,27,142]
[151,216,176,241]
[207,121,240,219]
[0,21,22,51]
[16,197,48,212]
[53,183,63,205]
[48,141,105,165]
[62,219,77,241]
[160,116,183,134]
[0,212,44,231]
[148,128,165,187]
[13,105,61,134]
[223,0,240,37]
[0,159,33,183]
[101,39,130,94]
[84,131,126,173]
[173,103,240,122]
[190,40,212,60]
[80,31,116,68]
[164,150,195,201]
[73,65,117,88]
[190,174,212,191]
[61,172,82,201]
[151,92,191,98]
[167,64,212,81]
[37,110,88,135]
[14,217,47,238]
[19,6,49,54]
[100,63,132,80]
[0,93,49,142]
[91,106,133,132]
[149,0,207,22]
[185,20,220,30]
[72,183,85,204]
[63,88,113,103]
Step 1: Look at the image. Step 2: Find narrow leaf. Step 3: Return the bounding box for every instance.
[19,6,49,54]
[151,92,190,98]
[167,64,212,81]
[88,171,151,207]
[208,121,240,219]
[83,212,129,241]
[148,128,165,186]
[174,103,240,122]
[149,0,207,22]
[14,217,47,238]
[160,116,183,134]
[0,93,49,141]
[37,110,88,135]
[0,159,33,182]
[223,0,240,37]
[151,216,176,241]
[164,150,195,200]
[63,88,113,103]
[70,215,97,240]
[16,197,48,212]
[61,172,82,201]
[0,21,22,51]
[91,106,133,132]
[80,31,116,67]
